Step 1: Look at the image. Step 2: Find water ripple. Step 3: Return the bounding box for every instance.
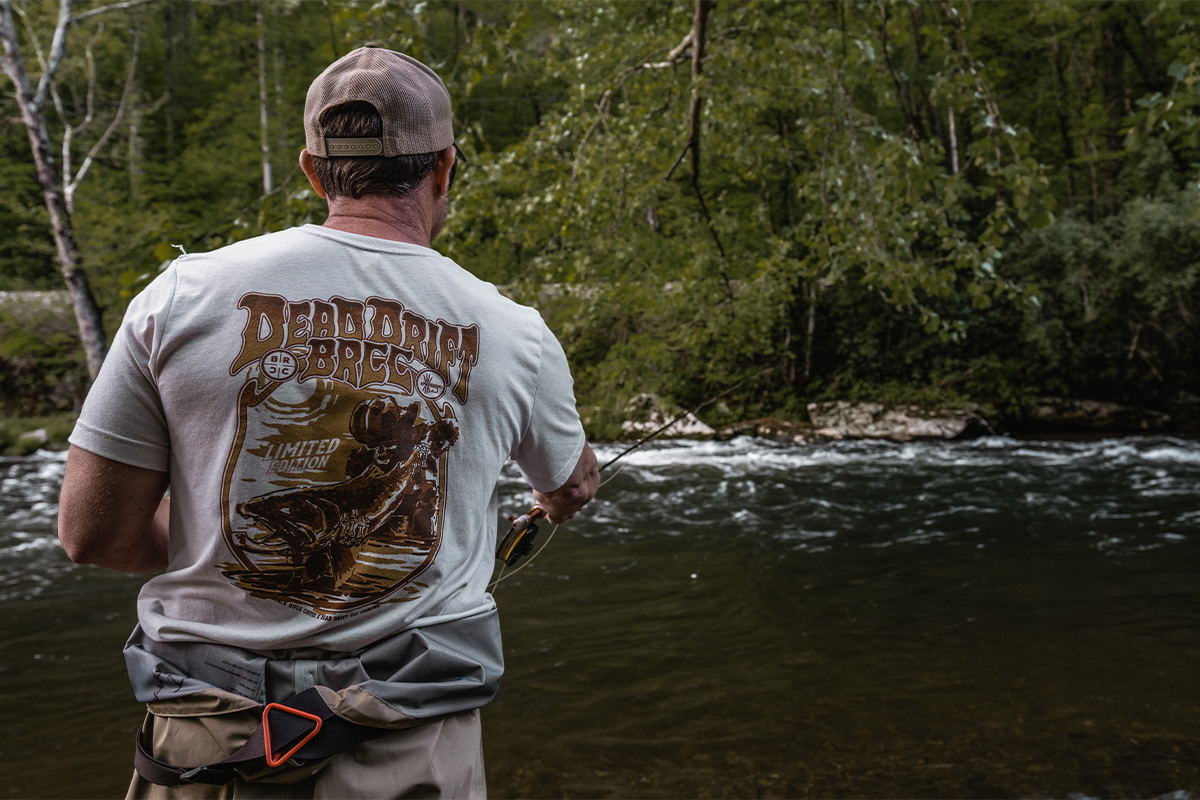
[543,435,1200,556]
[5,437,1198,598]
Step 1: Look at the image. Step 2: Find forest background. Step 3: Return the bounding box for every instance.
[3,0,1200,445]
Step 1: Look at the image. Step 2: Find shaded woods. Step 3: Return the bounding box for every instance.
[3,0,1200,434]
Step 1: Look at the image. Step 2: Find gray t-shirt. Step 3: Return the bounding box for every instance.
[71,225,585,652]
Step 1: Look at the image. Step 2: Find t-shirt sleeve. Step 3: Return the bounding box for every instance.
[512,322,586,493]
[68,267,178,472]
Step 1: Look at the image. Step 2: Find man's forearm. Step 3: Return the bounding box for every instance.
[533,443,599,524]
[59,494,169,573]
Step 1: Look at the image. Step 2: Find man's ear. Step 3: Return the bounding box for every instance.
[299,149,328,199]
[432,145,456,198]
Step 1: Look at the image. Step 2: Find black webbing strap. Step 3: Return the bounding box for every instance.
[134,687,389,786]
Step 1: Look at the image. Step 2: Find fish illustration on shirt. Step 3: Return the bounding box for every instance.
[233,398,458,593]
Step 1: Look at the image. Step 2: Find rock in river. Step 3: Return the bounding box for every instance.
[806,401,988,442]
[1023,397,1170,432]
[621,393,716,439]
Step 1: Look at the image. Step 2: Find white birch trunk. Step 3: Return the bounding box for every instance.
[257,1,273,194]
[0,0,108,378]
[948,107,959,175]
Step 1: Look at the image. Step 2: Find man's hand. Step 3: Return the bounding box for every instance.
[58,445,170,573]
[533,443,599,524]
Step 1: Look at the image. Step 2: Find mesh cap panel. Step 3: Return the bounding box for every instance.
[304,46,453,157]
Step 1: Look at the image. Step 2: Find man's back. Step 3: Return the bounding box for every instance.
[75,223,585,652]
[58,45,597,796]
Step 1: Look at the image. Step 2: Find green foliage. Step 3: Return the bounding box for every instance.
[440,0,1054,415]
[5,0,1200,425]
[0,413,76,455]
[46,1,339,302]
[1002,184,1200,405]
[0,97,56,290]
[0,298,89,416]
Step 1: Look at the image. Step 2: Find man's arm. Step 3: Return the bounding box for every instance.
[58,445,170,573]
[533,442,599,524]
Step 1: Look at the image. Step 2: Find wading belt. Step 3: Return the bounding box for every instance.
[124,608,505,786]
[133,686,388,786]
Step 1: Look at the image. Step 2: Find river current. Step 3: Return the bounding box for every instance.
[1,436,1197,798]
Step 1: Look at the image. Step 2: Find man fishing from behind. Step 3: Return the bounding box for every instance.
[57,44,598,798]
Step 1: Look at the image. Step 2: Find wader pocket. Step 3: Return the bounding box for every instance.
[142,688,332,785]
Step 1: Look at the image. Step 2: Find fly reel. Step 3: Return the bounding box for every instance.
[496,506,546,566]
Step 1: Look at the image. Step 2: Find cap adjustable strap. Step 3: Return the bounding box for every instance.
[325,137,383,156]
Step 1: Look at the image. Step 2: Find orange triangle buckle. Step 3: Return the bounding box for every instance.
[262,703,323,768]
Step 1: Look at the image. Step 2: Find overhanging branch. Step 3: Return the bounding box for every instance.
[70,0,231,24]
[640,30,692,70]
[66,22,140,212]
[70,0,163,23]
[34,0,71,111]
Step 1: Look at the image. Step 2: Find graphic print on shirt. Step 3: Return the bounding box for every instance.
[219,293,480,618]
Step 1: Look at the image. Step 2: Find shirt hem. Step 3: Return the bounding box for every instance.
[138,598,500,654]
[68,422,170,473]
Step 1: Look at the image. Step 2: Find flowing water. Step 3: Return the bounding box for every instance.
[1,436,1197,798]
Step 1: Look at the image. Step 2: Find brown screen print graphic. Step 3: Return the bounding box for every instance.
[219,292,479,618]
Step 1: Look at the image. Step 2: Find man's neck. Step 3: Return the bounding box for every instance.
[321,195,434,248]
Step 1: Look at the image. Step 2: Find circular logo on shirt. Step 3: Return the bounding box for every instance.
[261,349,299,381]
[416,370,447,400]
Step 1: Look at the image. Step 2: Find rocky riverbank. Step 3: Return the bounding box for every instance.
[619,395,1182,445]
[2,393,1189,456]
[0,414,76,455]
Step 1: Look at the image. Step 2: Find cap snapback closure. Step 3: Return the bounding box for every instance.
[325,137,383,156]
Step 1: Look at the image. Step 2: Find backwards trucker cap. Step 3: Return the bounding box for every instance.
[304,45,453,158]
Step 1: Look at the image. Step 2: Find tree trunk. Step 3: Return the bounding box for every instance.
[782,327,795,388]
[322,0,339,59]
[274,41,286,171]
[909,5,948,158]
[947,107,958,174]
[686,0,731,309]
[256,1,273,194]
[0,0,108,379]
[1069,30,1101,223]
[164,4,176,159]
[804,279,817,382]
[879,4,925,142]
[1101,17,1124,217]
[129,77,143,199]
[1050,29,1076,207]
[687,0,714,216]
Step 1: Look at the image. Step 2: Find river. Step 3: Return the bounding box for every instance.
[1,436,1197,798]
